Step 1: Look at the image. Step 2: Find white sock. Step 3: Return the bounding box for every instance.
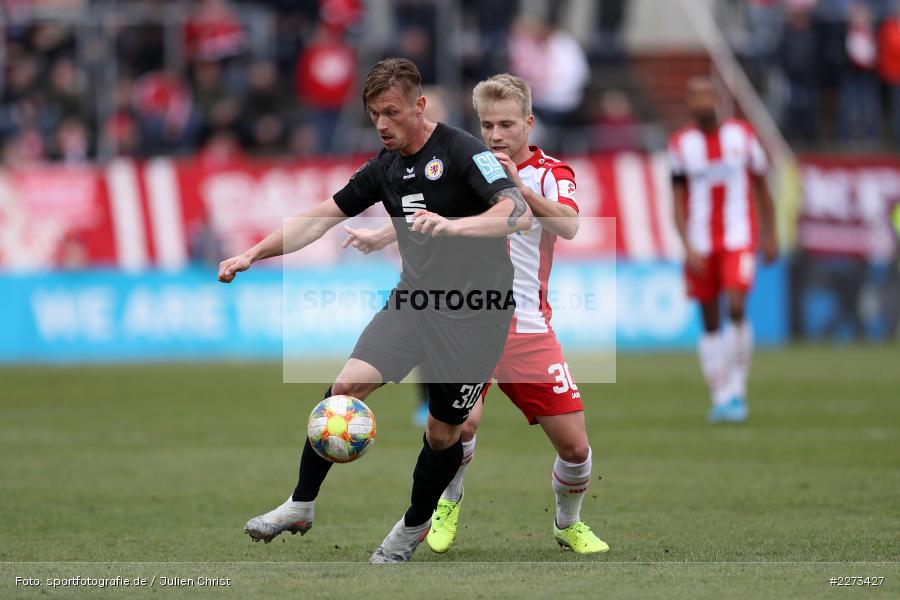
[440,436,476,502]
[384,517,429,549]
[698,332,731,406]
[724,321,753,399]
[551,448,591,529]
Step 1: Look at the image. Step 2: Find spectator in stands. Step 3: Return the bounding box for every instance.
[293,25,356,154]
[1,127,45,166]
[840,1,880,144]
[461,0,515,80]
[43,58,88,128]
[52,117,90,164]
[391,0,438,84]
[242,60,290,155]
[101,78,141,157]
[191,58,241,137]
[509,16,589,150]
[591,89,640,151]
[133,70,200,155]
[184,0,246,63]
[878,1,900,145]
[199,128,244,167]
[592,0,628,61]
[778,1,820,144]
[744,0,784,67]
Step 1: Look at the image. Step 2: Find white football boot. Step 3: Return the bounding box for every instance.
[244,496,314,543]
[369,518,430,564]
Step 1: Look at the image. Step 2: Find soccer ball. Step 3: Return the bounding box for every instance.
[307,395,376,463]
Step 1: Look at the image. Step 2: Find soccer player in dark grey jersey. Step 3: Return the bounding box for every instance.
[218,58,530,563]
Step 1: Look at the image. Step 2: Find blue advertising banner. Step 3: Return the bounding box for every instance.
[0,260,786,363]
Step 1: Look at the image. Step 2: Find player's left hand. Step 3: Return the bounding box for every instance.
[762,233,778,265]
[493,152,524,189]
[411,210,457,237]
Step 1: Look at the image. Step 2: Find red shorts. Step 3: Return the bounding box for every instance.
[482,331,583,425]
[685,249,756,303]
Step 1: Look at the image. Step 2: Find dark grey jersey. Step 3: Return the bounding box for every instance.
[333,123,515,323]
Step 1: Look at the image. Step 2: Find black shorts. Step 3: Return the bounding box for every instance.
[350,306,512,425]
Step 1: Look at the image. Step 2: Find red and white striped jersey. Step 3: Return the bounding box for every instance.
[667,119,767,255]
[509,146,578,334]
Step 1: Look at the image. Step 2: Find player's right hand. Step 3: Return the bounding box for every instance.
[685,247,705,274]
[493,152,525,189]
[218,253,253,283]
[342,225,386,254]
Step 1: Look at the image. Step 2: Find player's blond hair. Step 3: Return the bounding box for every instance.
[472,74,532,118]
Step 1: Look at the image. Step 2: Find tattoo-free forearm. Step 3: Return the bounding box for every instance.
[249,198,347,262]
[753,175,776,240]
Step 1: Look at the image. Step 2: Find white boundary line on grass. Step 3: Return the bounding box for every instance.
[3,561,898,565]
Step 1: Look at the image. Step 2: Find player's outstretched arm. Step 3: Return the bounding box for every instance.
[752,174,778,264]
[218,198,348,283]
[493,152,578,240]
[342,223,397,254]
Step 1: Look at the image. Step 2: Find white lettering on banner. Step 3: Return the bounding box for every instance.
[800,164,900,259]
[33,288,114,341]
[616,269,692,338]
[121,287,225,339]
[236,286,283,338]
[200,165,356,261]
[542,270,616,343]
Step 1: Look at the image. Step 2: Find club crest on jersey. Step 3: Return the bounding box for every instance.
[425,158,444,180]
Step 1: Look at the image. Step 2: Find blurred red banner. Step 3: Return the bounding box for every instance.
[798,155,900,260]
[14,151,895,270]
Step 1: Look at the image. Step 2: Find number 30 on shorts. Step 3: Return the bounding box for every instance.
[452,383,485,410]
[549,363,578,394]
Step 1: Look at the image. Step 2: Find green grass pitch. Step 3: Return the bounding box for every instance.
[1,345,898,598]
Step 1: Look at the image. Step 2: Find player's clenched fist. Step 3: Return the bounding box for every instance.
[218,253,253,283]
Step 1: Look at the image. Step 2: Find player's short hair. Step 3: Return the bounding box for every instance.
[472,74,532,118]
[362,58,422,108]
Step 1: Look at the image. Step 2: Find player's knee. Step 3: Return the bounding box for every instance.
[425,425,460,451]
[558,441,590,464]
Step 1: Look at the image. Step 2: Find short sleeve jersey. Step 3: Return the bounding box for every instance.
[667,118,768,254]
[333,123,515,321]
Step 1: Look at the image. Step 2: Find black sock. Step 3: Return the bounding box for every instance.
[291,387,334,502]
[404,434,463,527]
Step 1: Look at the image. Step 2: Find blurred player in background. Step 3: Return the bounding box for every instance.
[344,74,607,554]
[219,58,530,563]
[668,77,777,423]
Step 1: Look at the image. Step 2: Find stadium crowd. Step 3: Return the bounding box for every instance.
[3,0,899,164]
[0,0,632,163]
[732,0,900,148]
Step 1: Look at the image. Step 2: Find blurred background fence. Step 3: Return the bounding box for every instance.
[1,0,898,364]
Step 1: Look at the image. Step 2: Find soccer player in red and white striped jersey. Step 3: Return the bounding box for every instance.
[668,77,777,422]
